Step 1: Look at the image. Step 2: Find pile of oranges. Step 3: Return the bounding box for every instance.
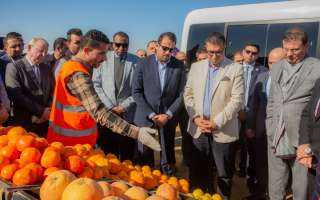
[0,126,190,194]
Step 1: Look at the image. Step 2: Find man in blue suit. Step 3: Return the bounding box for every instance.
[93,31,138,160]
[132,32,186,175]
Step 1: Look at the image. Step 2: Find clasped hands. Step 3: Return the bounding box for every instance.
[32,107,51,124]
[194,116,217,133]
[297,144,314,169]
[152,114,171,128]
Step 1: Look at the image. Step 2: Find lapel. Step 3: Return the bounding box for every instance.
[106,52,116,103]
[210,59,228,99]
[199,60,209,114]
[23,57,42,89]
[248,64,261,96]
[38,63,47,95]
[162,58,174,94]
[150,55,162,94]
[286,58,314,100]
[118,54,133,96]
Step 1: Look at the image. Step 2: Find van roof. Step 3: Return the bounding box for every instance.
[181,0,320,50]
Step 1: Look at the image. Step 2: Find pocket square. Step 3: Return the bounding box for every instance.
[221,76,230,81]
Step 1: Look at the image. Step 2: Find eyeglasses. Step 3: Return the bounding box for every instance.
[245,49,258,56]
[114,43,129,49]
[207,50,223,56]
[160,45,174,53]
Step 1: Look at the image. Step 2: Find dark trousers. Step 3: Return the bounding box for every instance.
[251,136,268,195]
[178,107,192,166]
[189,133,236,198]
[239,121,256,180]
[8,118,48,137]
[136,120,176,174]
[97,125,135,160]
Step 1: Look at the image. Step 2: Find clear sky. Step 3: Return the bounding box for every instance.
[0,0,282,53]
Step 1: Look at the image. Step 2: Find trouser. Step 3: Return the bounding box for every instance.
[97,125,135,160]
[189,133,236,198]
[268,136,310,200]
[10,119,48,138]
[178,106,192,166]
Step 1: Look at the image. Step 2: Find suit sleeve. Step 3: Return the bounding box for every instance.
[119,63,136,111]
[5,63,45,117]
[132,60,154,116]
[92,65,114,109]
[266,69,275,137]
[184,64,198,119]
[167,64,187,116]
[213,64,245,128]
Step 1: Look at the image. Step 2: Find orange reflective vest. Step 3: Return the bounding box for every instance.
[47,60,98,146]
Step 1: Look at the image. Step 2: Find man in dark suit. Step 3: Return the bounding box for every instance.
[246,47,285,199]
[132,32,186,175]
[44,37,67,70]
[5,37,54,137]
[238,44,268,186]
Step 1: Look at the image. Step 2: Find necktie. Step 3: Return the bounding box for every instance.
[34,65,40,83]
[315,98,320,121]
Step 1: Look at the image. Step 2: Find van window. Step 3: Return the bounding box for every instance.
[186,23,225,66]
[226,24,268,65]
[266,22,319,57]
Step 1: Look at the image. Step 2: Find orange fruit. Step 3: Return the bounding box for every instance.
[159,175,168,184]
[152,170,162,180]
[0,155,10,170]
[79,167,94,178]
[34,137,48,150]
[0,145,20,160]
[62,146,76,158]
[25,163,44,182]
[12,167,36,186]
[73,144,89,157]
[144,174,159,190]
[124,186,149,200]
[168,177,180,190]
[16,134,36,151]
[178,179,190,193]
[40,148,62,168]
[0,163,19,180]
[43,167,60,178]
[156,183,178,200]
[109,158,122,174]
[20,147,41,165]
[64,155,85,174]
[130,170,145,187]
[106,153,117,159]
[111,181,129,195]
[93,166,105,179]
[0,135,8,147]
[50,141,65,152]
[7,126,26,140]
[0,126,13,136]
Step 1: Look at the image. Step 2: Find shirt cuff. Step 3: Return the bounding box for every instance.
[148,112,156,120]
[214,114,223,129]
[166,110,173,118]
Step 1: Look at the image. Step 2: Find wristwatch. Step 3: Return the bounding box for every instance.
[304,146,313,156]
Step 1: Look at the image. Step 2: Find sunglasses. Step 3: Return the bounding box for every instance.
[160,45,174,53]
[245,49,258,56]
[207,50,223,56]
[114,43,129,49]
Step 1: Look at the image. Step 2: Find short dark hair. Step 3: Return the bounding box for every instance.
[3,32,23,46]
[113,31,129,41]
[205,32,225,47]
[79,29,110,50]
[158,32,176,44]
[283,27,308,45]
[53,37,67,50]
[244,43,260,52]
[196,47,207,55]
[67,28,83,41]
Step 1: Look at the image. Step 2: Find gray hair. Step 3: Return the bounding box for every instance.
[28,37,49,49]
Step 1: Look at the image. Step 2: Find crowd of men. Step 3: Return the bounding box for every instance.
[0,27,319,200]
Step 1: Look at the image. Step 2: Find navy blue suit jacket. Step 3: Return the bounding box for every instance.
[132,54,186,127]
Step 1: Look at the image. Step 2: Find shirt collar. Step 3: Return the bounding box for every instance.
[243,62,255,68]
[155,56,170,67]
[208,59,223,70]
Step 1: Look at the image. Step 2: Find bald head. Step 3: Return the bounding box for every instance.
[268,47,285,70]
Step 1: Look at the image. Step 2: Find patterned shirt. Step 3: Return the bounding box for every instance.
[66,71,138,138]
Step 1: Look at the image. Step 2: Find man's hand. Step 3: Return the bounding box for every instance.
[298,156,313,168]
[137,127,161,151]
[194,117,217,133]
[238,110,246,122]
[34,107,51,124]
[0,106,9,124]
[245,129,255,139]
[152,114,170,128]
[112,106,125,116]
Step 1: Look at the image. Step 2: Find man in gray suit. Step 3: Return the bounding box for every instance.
[267,27,320,200]
[5,38,54,137]
[246,47,285,199]
[93,31,138,160]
